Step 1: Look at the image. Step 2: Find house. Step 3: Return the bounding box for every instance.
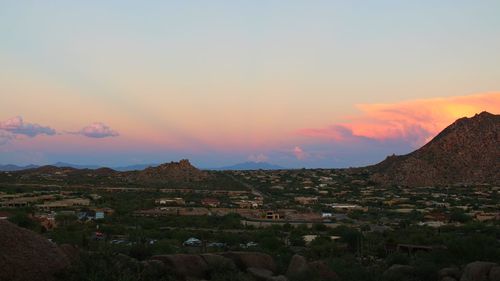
[474,212,499,222]
[36,198,90,210]
[294,196,318,205]
[155,197,186,206]
[201,198,220,207]
[265,211,281,220]
[302,235,341,245]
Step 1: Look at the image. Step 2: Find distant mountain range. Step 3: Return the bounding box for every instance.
[0,161,284,172]
[0,159,210,186]
[0,163,159,172]
[2,112,498,187]
[214,161,285,170]
[370,111,499,187]
[0,164,39,171]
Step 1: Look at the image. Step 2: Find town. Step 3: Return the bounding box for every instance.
[1,165,499,281]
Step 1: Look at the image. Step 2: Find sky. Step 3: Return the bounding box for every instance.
[1,1,499,168]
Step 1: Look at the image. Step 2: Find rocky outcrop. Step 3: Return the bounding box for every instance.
[136,159,210,183]
[59,243,80,263]
[460,262,498,281]
[247,267,275,281]
[285,255,338,280]
[200,253,236,270]
[382,264,416,281]
[150,252,286,281]
[308,261,339,280]
[221,251,277,273]
[152,254,210,280]
[439,267,462,281]
[0,220,70,281]
[489,266,500,281]
[370,111,500,187]
[286,255,308,277]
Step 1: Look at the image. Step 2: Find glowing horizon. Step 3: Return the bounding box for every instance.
[1,1,500,168]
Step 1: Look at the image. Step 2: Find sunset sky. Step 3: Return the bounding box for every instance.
[1,1,499,168]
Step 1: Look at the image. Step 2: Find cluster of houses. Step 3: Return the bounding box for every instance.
[0,190,112,229]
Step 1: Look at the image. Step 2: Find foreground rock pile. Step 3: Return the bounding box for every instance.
[383,261,500,281]
[148,252,337,281]
[0,220,71,281]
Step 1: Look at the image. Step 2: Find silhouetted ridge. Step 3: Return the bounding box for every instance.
[370,111,499,187]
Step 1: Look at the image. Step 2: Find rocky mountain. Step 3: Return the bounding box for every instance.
[133,159,210,182]
[370,111,499,187]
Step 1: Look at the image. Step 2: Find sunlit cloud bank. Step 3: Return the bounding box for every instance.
[299,92,500,147]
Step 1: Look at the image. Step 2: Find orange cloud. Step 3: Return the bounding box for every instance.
[299,92,500,147]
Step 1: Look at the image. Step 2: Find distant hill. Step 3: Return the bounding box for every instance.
[113,163,159,171]
[216,161,285,170]
[134,159,210,182]
[1,159,249,190]
[0,163,160,172]
[370,111,500,187]
[52,162,101,170]
[0,164,39,171]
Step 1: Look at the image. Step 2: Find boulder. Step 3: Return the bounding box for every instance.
[200,253,236,271]
[439,267,462,280]
[460,262,497,281]
[286,255,308,277]
[0,220,70,281]
[247,267,274,281]
[59,244,80,263]
[152,254,209,280]
[141,259,169,280]
[220,252,277,273]
[269,276,288,281]
[489,266,500,281]
[114,253,141,270]
[383,264,416,281]
[308,260,339,280]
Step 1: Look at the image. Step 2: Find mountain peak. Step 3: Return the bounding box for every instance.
[137,159,209,182]
[371,111,499,187]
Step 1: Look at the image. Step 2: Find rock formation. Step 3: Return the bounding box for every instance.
[371,112,500,187]
[0,220,70,281]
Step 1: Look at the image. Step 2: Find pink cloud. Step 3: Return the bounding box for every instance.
[0,130,13,145]
[293,146,308,160]
[299,92,500,147]
[77,122,119,138]
[0,116,56,137]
